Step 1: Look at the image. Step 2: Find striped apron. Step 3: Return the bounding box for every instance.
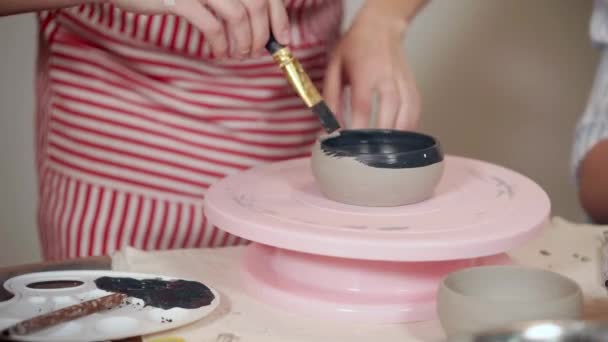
[35,0,343,260]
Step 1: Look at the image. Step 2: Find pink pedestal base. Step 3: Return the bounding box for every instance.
[205,157,550,323]
[242,243,512,323]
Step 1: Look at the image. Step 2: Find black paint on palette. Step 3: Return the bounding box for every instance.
[94,276,215,310]
[320,129,443,169]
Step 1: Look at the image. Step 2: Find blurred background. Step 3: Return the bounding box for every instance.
[0,0,600,266]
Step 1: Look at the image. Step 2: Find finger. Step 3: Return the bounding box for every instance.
[225,22,238,58]
[269,0,290,44]
[322,54,343,123]
[243,0,270,56]
[394,75,421,130]
[206,0,252,58]
[375,78,401,129]
[408,83,421,129]
[350,80,373,129]
[175,1,228,58]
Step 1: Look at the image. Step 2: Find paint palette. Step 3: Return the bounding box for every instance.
[204,155,550,323]
[0,270,220,341]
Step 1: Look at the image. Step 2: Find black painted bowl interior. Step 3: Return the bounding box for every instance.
[320,129,443,169]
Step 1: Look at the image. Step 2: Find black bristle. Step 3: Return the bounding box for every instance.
[311,101,341,133]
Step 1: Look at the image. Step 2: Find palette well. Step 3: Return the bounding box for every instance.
[0,271,220,341]
[204,155,551,323]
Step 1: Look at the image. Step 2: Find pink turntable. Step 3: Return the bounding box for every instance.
[204,155,550,323]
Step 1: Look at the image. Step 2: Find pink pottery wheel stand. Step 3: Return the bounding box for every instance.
[204,156,550,323]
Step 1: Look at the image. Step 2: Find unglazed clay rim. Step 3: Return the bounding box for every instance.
[440,265,582,304]
[318,129,444,169]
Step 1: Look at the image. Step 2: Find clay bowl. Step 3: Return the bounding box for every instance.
[310,129,444,207]
[437,266,584,338]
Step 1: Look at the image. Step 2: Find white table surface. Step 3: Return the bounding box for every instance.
[111,216,608,342]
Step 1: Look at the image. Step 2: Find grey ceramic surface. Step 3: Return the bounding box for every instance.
[438,266,584,338]
[310,136,444,207]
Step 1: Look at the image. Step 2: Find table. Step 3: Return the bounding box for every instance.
[2,217,608,341]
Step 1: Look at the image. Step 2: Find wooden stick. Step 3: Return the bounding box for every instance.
[1,293,127,337]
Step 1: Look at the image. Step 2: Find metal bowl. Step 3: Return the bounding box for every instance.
[448,320,608,342]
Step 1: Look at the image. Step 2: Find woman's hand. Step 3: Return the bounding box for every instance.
[109,0,290,59]
[323,1,425,130]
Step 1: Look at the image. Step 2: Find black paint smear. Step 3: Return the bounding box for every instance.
[94,276,215,310]
[539,249,551,256]
[320,129,443,169]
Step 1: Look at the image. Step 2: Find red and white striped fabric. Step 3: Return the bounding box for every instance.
[35,0,344,261]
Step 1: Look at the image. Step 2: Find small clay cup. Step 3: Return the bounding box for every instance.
[310,129,444,207]
[437,266,584,338]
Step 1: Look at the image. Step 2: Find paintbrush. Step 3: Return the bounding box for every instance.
[265,34,341,134]
[1,293,126,338]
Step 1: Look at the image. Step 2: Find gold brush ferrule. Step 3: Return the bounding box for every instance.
[271,47,322,108]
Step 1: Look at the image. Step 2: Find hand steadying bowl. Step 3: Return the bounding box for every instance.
[265,34,444,207]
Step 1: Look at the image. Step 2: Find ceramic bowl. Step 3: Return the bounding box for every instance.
[448,320,608,342]
[437,266,584,338]
[310,129,444,207]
